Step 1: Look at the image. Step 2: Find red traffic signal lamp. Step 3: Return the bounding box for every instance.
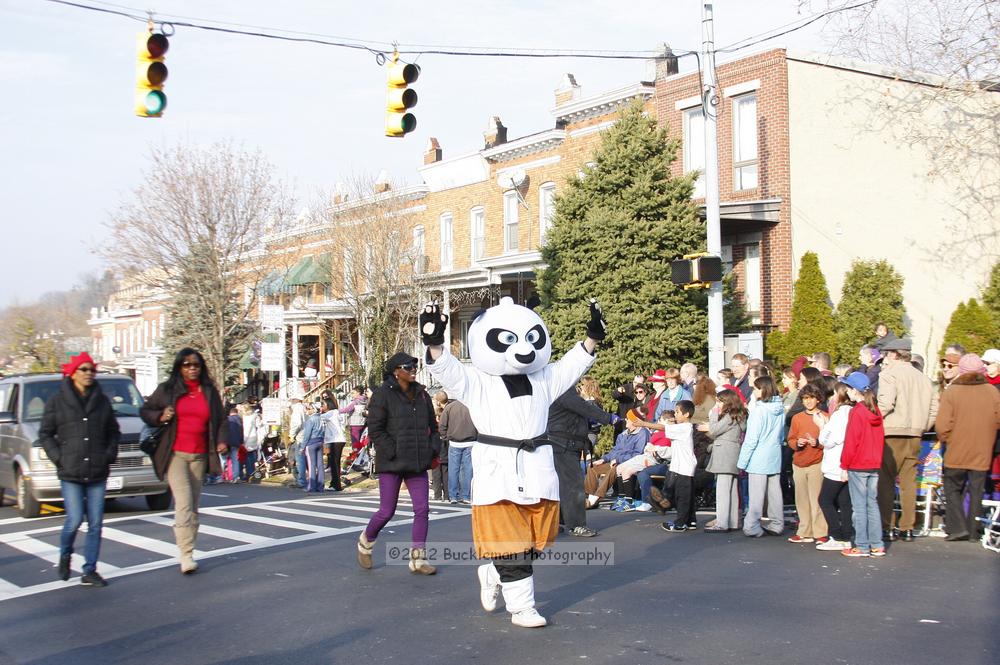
[135,31,169,117]
[385,58,419,137]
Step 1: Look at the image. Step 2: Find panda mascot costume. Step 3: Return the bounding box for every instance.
[421,296,606,628]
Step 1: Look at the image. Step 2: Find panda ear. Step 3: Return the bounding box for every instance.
[472,308,487,323]
[525,294,541,311]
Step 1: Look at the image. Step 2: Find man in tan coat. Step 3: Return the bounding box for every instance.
[876,339,937,541]
[935,353,1000,541]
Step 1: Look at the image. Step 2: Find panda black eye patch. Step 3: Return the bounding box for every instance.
[524,324,546,350]
[486,328,518,352]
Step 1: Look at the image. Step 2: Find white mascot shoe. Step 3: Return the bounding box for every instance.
[502,576,547,628]
[477,563,502,612]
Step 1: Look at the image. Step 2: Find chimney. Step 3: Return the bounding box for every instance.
[554,73,581,106]
[424,137,442,165]
[484,116,507,149]
[650,43,679,81]
[374,170,391,194]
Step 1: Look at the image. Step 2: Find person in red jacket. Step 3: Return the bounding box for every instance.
[839,372,886,558]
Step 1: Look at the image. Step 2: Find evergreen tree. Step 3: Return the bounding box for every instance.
[537,102,705,399]
[769,252,837,366]
[939,298,998,356]
[834,259,906,364]
[981,261,1000,329]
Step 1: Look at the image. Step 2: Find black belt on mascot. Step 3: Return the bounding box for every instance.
[477,433,552,452]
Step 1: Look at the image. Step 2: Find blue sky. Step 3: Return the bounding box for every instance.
[0,0,829,306]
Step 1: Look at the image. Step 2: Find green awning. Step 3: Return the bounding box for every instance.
[284,254,331,286]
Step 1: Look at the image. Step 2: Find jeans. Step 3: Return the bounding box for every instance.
[364,472,430,548]
[448,445,473,501]
[222,446,240,481]
[295,444,308,488]
[304,443,325,492]
[848,470,883,552]
[60,480,106,574]
[638,463,668,503]
[241,450,258,480]
[744,473,784,536]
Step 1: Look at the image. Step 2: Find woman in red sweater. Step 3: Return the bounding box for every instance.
[838,372,886,558]
[141,348,228,574]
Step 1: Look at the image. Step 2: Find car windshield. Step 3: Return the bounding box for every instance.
[21,376,144,421]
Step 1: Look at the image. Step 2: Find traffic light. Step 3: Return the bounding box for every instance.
[135,31,169,117]
[670,254,723,289]
[385,57,419,137]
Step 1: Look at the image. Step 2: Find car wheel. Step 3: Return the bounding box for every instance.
[16,470,41,519]
[145,490,172,511]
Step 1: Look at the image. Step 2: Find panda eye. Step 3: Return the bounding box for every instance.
[486,328,518,352]
[525,324,546,350]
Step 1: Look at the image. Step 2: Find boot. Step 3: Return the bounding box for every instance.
[179,552,198,574]
[477,563,501,612]
[501,576,547,628]
[357,533,375,570]
[408,548,437,575]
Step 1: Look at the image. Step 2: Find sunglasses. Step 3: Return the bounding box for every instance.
[181,362,202,369]
[76,366,96,374]
[397,363,417,372]
[940,360,956,369]
[634,389,646,394]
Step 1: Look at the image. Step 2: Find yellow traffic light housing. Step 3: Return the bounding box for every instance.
[385,57,419,137]
[135,31,169,117]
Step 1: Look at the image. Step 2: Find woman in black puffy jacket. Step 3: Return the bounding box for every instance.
[356,352,440,575]
[39,352,120,587]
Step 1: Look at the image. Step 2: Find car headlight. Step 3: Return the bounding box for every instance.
[30,447,56,471]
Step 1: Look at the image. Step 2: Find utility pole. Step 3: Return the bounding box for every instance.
[702,2,725,376]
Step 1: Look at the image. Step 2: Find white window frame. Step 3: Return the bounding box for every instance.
[538,182,556,244]
[342,246,354,294]
[732,93,758,190]
[683,106,706,198]
[470,207,485,263]
[439,212,454,272]
[503,191,519,254]
[744,243,762,324]
[412,225,426,274]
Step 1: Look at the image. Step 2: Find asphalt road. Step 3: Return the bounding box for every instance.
[0,483,997,665]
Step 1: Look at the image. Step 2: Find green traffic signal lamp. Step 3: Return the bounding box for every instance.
[135,32,169,117]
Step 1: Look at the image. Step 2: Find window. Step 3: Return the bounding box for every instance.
[460,317,475,359]
[151,318,157,342]
[342,246,354,293]
[732,93,758,190]
[503,191,519,253]
[744,243,761,324]
[470,207,485,263]
[439,213,453,272]
[538,183,556,244]
[683,106,706,198]
[412,225,426,273]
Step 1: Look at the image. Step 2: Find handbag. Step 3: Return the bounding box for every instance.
[139,424,166,456]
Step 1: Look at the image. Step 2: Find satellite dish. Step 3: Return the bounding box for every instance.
[496,169,528,190]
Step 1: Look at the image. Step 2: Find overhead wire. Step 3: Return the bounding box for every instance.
[716,0,879,53]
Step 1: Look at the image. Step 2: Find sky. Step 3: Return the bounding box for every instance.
[0,0,833,307]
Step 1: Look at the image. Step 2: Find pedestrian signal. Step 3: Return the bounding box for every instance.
[670,254,723,288]
[385,59,419,137]
[135,32,169,117]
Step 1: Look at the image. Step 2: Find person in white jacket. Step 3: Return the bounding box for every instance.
[816,382,856,551]
[420,297,605,629]
[241,404,263,481]
[320,398,348,491]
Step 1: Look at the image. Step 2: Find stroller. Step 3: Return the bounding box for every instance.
[254,426,289,479]
[347,428,376,479]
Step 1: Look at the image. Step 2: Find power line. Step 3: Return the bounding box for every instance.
[37,0,697,61]
[717,0,879,53]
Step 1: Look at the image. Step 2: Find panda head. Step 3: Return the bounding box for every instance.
[468,297,551,376]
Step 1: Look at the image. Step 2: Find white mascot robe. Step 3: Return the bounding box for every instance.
[426,297,595,622]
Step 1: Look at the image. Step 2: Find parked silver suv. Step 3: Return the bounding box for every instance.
[0,373,170,518]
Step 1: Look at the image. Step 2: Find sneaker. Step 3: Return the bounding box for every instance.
[80,571,108,587]
[568,526,599,537]
[649,487,671,511]
[787,535,815,544]
[688,521,698,530]
[633,502,652,512]
[511,608,547,628]
[704,525,730,533]
[661,522,689,532]
[477,564,501,612]
[58,554,70,581]
[870,547,887,557]
[816,538,844,551]
[841,547,870,557]
[814,536,830,545]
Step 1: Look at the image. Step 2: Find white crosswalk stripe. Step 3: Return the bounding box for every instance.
[0,494,469,603]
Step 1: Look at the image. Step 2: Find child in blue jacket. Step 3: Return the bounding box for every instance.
[738,376,786,537]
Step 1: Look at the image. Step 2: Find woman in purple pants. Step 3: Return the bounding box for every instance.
[357,352,440,575]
